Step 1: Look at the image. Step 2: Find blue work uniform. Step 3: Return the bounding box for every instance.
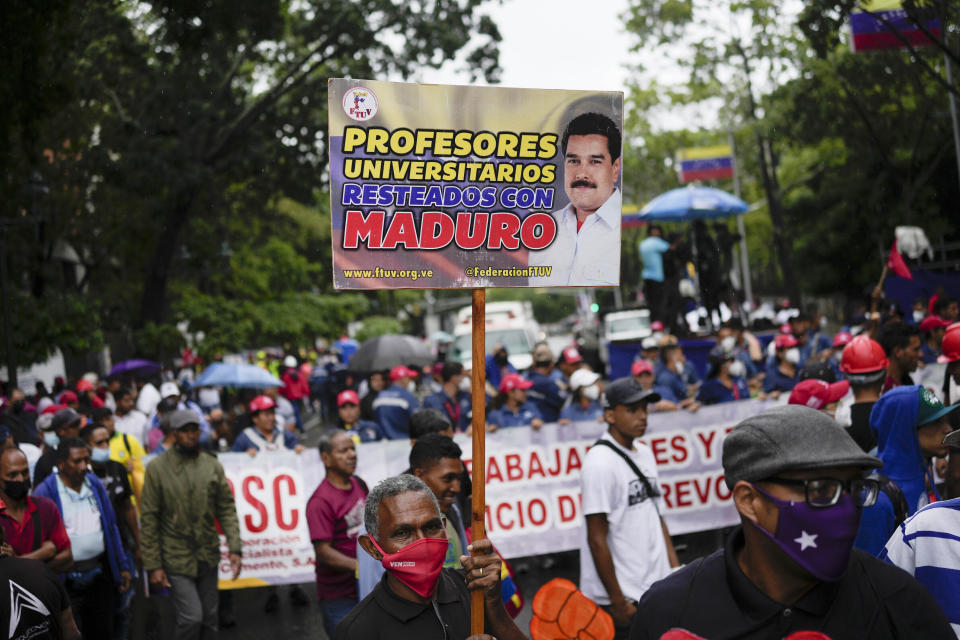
[345,420,386,443]
[484,355,517,391]
[232,426,299,452]
[525,370,566,423]
[423,389,473,432]
[655,363,688,402]
[763,364,798,394]
[372,385,419,440]
[488,401,542,429]
[560,401,603,423]
[696,377,750,405]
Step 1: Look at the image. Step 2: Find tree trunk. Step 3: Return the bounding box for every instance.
[754,133,801,305]
[137,191,195,329]
[736,42,801,305]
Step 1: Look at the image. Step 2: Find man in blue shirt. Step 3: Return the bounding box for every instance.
[34,437,132,639]
[487,374,544,430]
[525,344,567,423]
[639,224,671,322]
[655,344,695,404]
[232,395,305,455]
[372,365,421,439]
[423,362,472,432]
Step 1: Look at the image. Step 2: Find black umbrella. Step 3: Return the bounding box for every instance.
[347,334,434,372]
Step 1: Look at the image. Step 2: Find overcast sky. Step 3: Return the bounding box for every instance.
[415,0,635,92]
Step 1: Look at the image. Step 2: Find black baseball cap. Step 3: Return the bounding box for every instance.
[601,377,660,409]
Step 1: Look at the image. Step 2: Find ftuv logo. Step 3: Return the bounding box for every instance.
[343,86,379,122]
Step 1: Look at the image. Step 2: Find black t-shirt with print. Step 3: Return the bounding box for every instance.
[0,556,70,640]
[93,459,134,547]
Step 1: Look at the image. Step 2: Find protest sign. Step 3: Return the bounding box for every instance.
[214,399,779,587]
[328,78,624,289]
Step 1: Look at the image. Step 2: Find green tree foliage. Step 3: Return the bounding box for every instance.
[1,0,501,367]
[621,0,958,300]
[354,316,405,343]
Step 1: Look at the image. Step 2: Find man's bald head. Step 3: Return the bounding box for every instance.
[0,447,27,474]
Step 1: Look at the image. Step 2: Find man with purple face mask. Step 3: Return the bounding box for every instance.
[629,405,954,640]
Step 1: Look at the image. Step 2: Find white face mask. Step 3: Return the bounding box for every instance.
[721,336,736,352]
[832,350,844,363]
[458,377,472,393]
[913,310,926,323]
[728,360,746,378]
[581,384,600,401]
[785,348,801,365]
[407,381,417,393]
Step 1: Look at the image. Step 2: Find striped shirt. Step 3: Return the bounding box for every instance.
[882,497,960,637]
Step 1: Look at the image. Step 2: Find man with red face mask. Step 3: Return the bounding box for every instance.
[337,475,524,640]
[629,405,954,640]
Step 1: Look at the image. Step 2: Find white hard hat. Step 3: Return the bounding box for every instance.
[160,382,180,398]
[569,368,601,391]
[283,355,297,368]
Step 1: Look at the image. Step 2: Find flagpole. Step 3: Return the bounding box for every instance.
[729,129,753,308]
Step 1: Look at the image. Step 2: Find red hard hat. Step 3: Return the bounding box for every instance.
[939,327,960,363]
[249,395,276,413]
[832,331,853,348]
[774,334,798,350]
[840,335,888,373]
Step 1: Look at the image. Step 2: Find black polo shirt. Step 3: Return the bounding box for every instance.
[333,568,471,640]
[630,527,954,640]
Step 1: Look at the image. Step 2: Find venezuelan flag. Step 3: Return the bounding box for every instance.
[677,145,734,183]
[850,0,940,53]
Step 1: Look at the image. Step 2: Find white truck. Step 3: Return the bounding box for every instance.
[449,302,542,372]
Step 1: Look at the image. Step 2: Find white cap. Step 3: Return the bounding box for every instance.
[569,368,601,391]
[160,382,180,398]
[641,336,659,350]
[284,355,297,368]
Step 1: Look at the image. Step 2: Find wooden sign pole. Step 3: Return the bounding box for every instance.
[470,287,487,634]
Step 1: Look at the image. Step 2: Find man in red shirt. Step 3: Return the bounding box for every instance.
[281,356,310,431]
[306,429,367,637]
[0,448,72,571]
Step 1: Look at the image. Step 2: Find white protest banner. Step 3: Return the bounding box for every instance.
[215,398,782,587]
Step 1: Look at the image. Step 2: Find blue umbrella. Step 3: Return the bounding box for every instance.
[193,363,283,389]
[638,186,750,331]
[638,185,747,221]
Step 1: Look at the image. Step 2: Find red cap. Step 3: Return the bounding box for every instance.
[249,395,276,413]
[840,335,888,373]
[560,347,583,364]
[631,360,654,376]
[76,379,94,392]
[650,321,665,332]
[831,331,853,348]
[41,403,67,415]
[390,365,419,381]
[939,327,960,363]
[499,373,533,393]
[788,379,850,410]
[774,334,798,350]
[779,323,792,334]
[60,391,78,404]
[337,390,360,407]
[919,315,951,333]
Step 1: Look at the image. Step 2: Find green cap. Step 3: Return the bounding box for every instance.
[917,387,958,426]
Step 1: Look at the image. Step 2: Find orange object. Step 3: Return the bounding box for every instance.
[530,577,615,640]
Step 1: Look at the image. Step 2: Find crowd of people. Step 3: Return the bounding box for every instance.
[0,288,958,639]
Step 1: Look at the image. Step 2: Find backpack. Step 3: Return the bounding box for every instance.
[875,472,909,528]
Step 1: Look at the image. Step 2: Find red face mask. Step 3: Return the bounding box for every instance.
[369,536,449,598]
